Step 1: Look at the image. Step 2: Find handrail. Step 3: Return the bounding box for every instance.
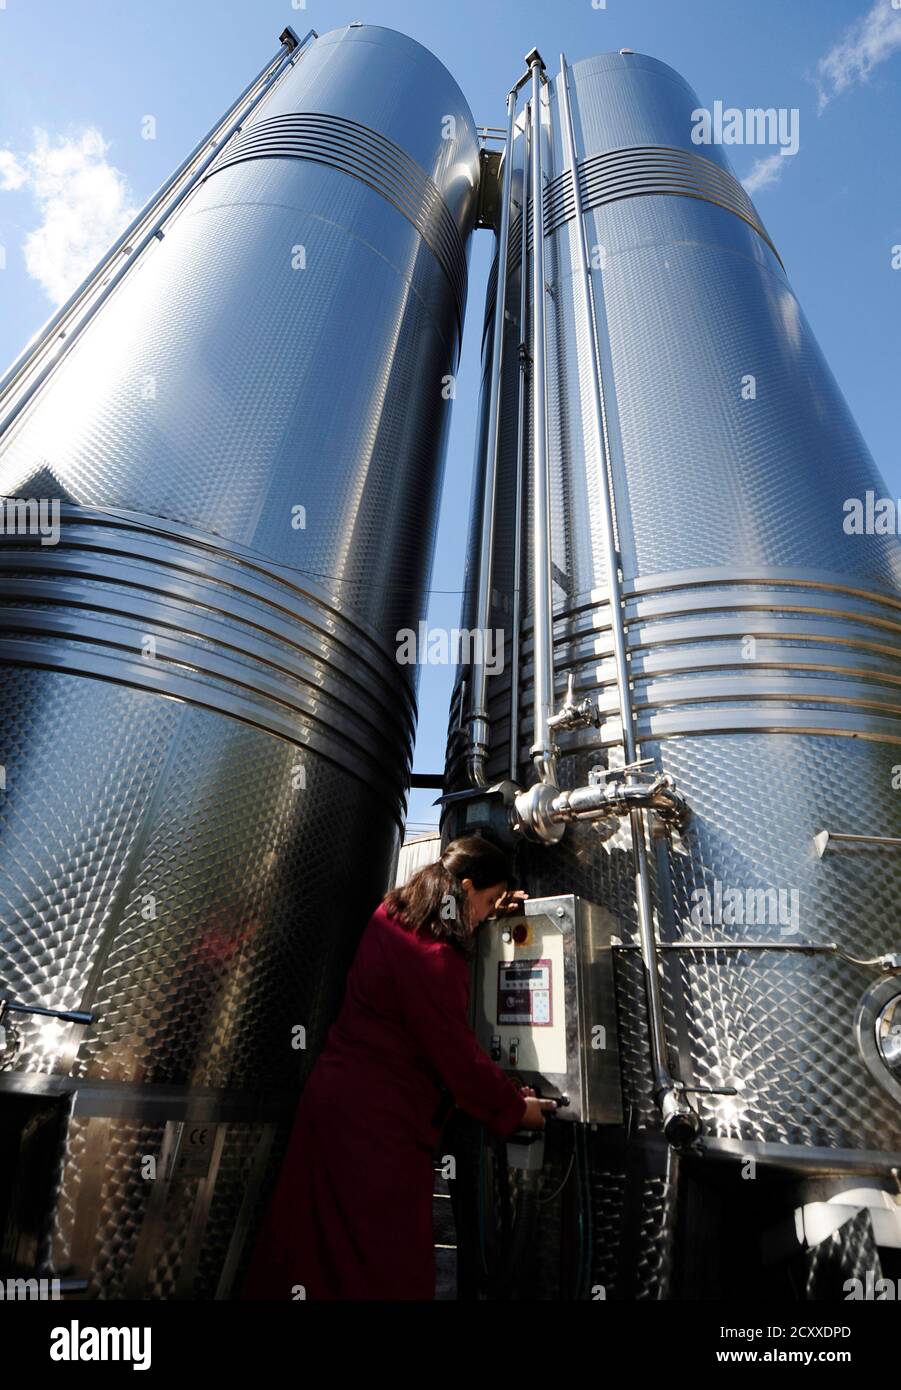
[0,28,317,443]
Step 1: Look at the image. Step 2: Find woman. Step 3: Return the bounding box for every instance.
[239,835,555,1300]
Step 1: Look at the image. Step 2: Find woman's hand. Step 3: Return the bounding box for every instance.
[491,889,529,919]
[518,1093,558,1130]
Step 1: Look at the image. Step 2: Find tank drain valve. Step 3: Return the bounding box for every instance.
[547,672,601,732]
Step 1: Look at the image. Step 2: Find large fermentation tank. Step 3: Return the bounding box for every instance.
[447,51,901,1298]
[0,24,479,1296]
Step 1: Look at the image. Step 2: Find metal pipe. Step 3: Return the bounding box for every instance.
[468,86,518,786]
[814,830,901,858]
[527,50,557,787]
[0,30,316,443]
[512,768,689,840]
[509,110,530,781]
[828,833,901,847]
[617,943,899,965]
[551,776,689,826]
[558,53,696,1144]
[2,999,94,1024]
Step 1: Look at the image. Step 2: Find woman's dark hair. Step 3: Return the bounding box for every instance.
[383,835,513,956]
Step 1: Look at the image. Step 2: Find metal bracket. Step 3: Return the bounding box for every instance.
[476,147,503,229]
[814,830,901,858]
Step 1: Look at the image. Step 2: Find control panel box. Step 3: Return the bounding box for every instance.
[472,893,623,1125]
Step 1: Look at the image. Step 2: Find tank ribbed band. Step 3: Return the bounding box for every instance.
[0,506,417,821]
[487,144,782,314]
[206,111,468,334]
[543,145,781,265]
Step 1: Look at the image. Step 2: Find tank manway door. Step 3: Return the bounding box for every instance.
[473,894,622,1125]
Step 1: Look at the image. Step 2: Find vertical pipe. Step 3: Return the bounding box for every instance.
[468,88,518,786]
[509,113,530,780]
[527,51,557,787]
[556,61,631,762]
[558,54,693,1139]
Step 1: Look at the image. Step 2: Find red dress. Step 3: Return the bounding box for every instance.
[239,901,527,1300]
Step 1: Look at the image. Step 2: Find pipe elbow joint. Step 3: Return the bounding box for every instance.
[512,783,566,843]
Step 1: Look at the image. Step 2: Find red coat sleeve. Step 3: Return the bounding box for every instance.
[396,934,527,1140]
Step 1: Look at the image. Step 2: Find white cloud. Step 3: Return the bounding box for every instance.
[815,0,901,112]
[0,149,27,191]
[0,128,137,304]
[741,153,788,196]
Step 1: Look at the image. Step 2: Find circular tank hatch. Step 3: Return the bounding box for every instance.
[855,976,901,1105]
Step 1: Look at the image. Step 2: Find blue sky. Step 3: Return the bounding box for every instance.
[1,0,899,835]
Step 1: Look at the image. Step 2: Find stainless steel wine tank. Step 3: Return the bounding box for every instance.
[0,23,479,1297]
[446,49,901,1299]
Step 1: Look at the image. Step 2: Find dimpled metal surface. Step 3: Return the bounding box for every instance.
[0,24,479,1296]
[449,50,901,1297]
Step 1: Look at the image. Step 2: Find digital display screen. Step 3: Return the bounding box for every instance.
[497,959,552,1026]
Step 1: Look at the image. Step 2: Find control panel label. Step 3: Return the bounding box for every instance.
[497,959,552,1026]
